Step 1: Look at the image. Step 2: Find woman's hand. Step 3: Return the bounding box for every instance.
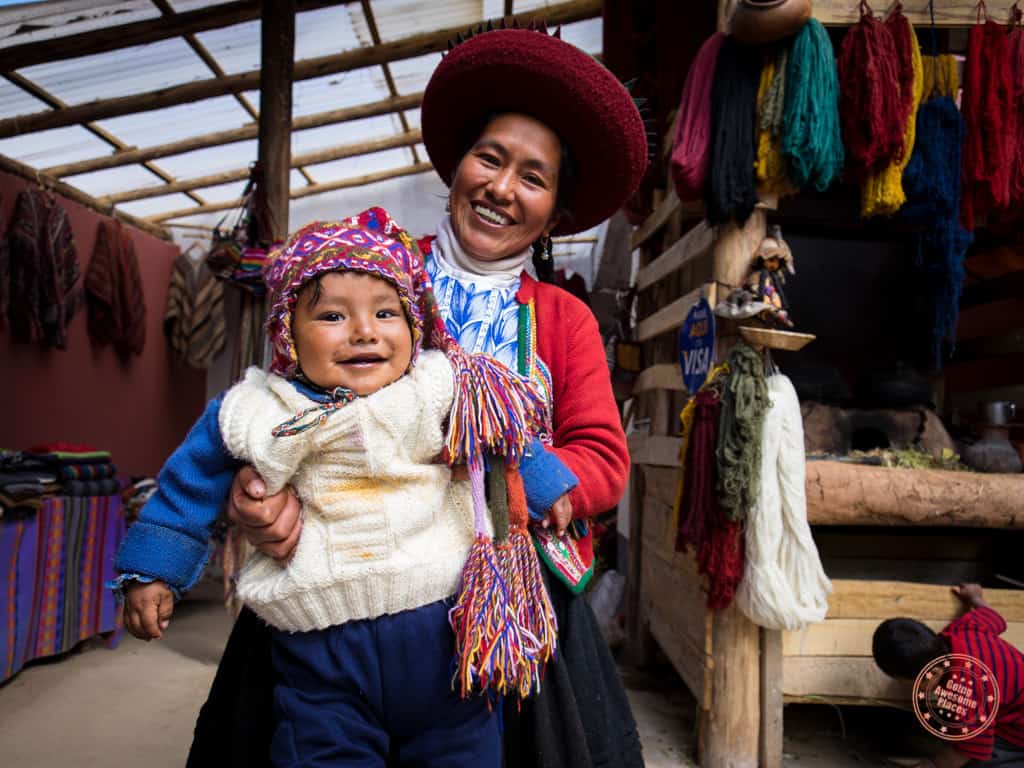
[543,493,573,535]
[124,581,174,641]
[952,583,987,610]
[228,465,303,563]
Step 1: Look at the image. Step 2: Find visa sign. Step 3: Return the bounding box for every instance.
[678,298,715,394]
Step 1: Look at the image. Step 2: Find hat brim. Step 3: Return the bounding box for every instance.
[421,29,648,236]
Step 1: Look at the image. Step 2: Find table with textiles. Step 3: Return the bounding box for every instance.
[0,494,124,683]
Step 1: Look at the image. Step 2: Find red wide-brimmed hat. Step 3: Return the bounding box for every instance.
[421,26,650,236]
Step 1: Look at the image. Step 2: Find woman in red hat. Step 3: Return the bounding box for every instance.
[189,25,649,768]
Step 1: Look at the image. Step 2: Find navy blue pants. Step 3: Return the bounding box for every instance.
[269,599,500,768]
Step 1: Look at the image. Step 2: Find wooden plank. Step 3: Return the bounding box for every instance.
[813,531,990,562]
[43,93,423,178]
[634,363,685,394]
[640,495,677,562]
[0,0,348,72]
[703,602,760,768]
[637,283,716,342]
[627,434,682,468]
[782,656,911,701]
[825,580,1024,622]
[635,219,714,291]
[808,0,1015,27]
[821,558,987,585]
[631,187,680,250]
[626,466,656,667]
[760,629,784,768]
[712,208,765,288]
[0,0,600,139]
[783,618,1024,657]
[640,466,679,511]
[257,0,295,241]
[806,460,1024,529]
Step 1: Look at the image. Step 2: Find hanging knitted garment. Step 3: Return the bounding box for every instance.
[670,32,726,201]
[781,18,844,191]
[861,9,923,217]
[705,36,761,225]
[85,219,147,356]
[961,20,1013,230]
[1007,28,1024,209]
[717,342,770,522]
[164,251,226,369]
[736,374,832,630]
[837,7,906,179]
[755,50,796,196]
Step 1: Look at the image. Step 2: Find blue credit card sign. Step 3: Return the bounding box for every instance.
[678,298,715,394]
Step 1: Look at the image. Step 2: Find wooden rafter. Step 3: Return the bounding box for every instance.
[0,0,601,139]
[359,0,419,164]
[149,0,316,188]
[0,0,355,73]
[0,154,168,240]
[101,129,422,204]
[2,71,206,207]
[149,162,433,222]
[42,92,423,178]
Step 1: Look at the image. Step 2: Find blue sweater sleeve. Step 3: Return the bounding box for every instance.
[114,396,242,595]
[519,437,579,521]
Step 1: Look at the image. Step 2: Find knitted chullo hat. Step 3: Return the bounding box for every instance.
[263,208,557,699]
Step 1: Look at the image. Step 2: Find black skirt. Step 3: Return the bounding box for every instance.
[186,572,644,768]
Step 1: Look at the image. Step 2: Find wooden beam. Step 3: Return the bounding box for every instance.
[760,629,784,768]
[101,130,422,204]
[824,579,1024,623]
[635,219,713,291]
[258,0,295,241]
[0,0,350,73]
[633,363,685,394]
[636,282,717,342]
[631,187,679,250]
[0,0,600,139]
[782,656,910,702]
[0,154,169,241]
[809,0,1017,27]
[149,162,433,222]
[42,93,423,178]
[703,602,760,768]
[626,434,682,468]
[806,460,1024,528]
[782,618,1024,657]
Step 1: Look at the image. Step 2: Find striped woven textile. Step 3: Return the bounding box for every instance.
[0,495,124,683]
[164,251,226,370]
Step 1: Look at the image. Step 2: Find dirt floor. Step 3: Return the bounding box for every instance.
[0,581,928,767]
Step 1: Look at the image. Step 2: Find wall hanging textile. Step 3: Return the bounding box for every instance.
[670,32,725,201]
[164,251,226,370]
[717,342,770,522]
[837,4,906,179]
[705,36,762,225]
[961,19,1013,230]
[85,220,146,356]
[861,7,923,217]
[0,199,9,332]
[1006,27,1024,209]
[6,187,79,349]
[780,18,844,191]
[736,374,832,630]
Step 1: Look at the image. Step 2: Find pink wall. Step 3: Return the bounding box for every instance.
[1,171,207,477]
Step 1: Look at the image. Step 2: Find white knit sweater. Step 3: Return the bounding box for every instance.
[218,350,475,632]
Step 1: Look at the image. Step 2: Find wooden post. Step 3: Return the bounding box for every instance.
[702,602,761,768]
[258,0,295,241]
[760,628,784,768]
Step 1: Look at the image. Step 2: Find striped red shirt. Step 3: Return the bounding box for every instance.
[941,606,1024,760]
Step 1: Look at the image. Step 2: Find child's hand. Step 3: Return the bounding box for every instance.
[124,581,175,640]
[952,583,986,610]
[543,493,573,535]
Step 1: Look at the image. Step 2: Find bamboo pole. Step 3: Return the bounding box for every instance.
[42,93,423,178]
[0,154,169,241]
[258,0,295,241]
[0,0,351,73]
[149,162,434,222]
[0,0,600,139]
[100,130,422,204]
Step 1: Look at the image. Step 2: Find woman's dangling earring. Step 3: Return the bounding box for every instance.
[445,196,451,213]
[542,234,553,260]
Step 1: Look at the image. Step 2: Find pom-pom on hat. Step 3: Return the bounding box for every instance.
[421,25,651,236]
[263,207,425,378]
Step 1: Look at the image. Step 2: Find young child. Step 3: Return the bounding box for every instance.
[873,583,1024,768]
[112,209,577,767]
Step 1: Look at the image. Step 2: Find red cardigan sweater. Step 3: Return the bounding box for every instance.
[517,273,630,563]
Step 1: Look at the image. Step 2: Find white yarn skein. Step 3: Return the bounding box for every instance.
[736,374,832,630]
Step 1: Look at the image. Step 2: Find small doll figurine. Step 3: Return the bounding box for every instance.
[714,225,796,328]
[745,225,795,327]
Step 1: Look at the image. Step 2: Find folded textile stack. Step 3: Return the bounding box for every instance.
[25,443,120,498]
[0,450,60,513]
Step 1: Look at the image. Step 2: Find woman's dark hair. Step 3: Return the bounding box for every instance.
[458,113,577,283]
[872,618,951,680]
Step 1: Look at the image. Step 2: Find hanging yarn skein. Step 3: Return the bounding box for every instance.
[717,342,770,522]
[705,36,762,225]
[961,19,1013,229]
[780,18,844,191]
[670,32,726,202]
[1006,26,1024,210]
[861,7,923,217]
[755,50,796,196]
[837,3,906,179]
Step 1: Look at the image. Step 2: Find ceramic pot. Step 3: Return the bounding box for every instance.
[730,0,813,45]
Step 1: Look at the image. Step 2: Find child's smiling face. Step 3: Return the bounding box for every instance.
[291,271,413,395]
